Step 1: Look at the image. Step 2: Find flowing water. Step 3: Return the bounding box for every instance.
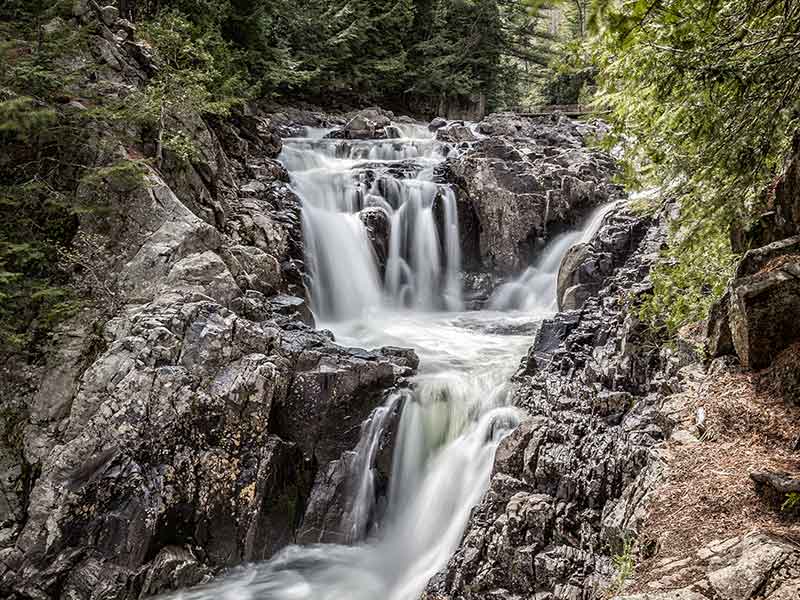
[488,201,619,312]
[169,122,606,600]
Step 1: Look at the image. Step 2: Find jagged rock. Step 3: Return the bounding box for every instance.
[611,533,800,600]
[447,117,621,275]
[360,207,391,272]
[426,209,669,600]
[273,340,415,465]
[557,208,650,311]
[435,122,477,143]
[729,260,800,369]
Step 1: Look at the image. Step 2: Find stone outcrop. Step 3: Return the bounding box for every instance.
[708,221,800,371]
[424,205,673,600]
[557,207,652,311]
[326,107,394,140]
[446,114,624,276]
[435,122,477,144]
[728,260,800,369]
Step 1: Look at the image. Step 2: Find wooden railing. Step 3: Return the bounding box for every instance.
[508,104,603,117]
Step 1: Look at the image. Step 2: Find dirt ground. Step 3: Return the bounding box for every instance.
[628,355,800,591]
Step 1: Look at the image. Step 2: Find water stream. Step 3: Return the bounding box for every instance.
[170,122,605,600]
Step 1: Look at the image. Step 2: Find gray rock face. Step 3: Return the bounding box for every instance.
[424,209,672,600]
[447,115,623,275]
[360,207,391,272]
[611,533,800,600]
[557,208,651,311]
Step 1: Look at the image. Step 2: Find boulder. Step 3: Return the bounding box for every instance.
[435,122,477,143]
[610,533,800,600]
[729,260,800,369]
[447,118,621,275]
[360,207,391,272]
[273,341,414,465]
[429,117,448,131]
[328,108,394,140]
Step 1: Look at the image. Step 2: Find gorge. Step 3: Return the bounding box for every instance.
[2,5,800,600]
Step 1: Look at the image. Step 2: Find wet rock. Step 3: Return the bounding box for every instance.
[273,342,412,465]
[360,207,391,272]
[139,546,212,597]
[447,116,622,275]
[268,294,314,327]
[427,209,670,600]
[429,117,448,131]
[435,122,477,143]
[557,208,650,311]
[462,272,496,309]
[327,107,394,140]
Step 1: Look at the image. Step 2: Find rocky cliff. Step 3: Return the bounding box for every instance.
[0,7,415,599]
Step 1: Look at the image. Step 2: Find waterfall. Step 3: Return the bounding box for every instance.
[280,129,461,319]
[488,200,620,313]
[165,122,619,600]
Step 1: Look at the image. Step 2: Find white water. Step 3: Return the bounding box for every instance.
[279,128,461,319]
[489,201,620,312]
[166,122,610,600]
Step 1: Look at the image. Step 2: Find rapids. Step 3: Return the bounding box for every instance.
[166,121,607,600]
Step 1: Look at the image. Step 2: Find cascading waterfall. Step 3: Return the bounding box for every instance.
[167,123,616,600]
[279,127,462,319]
[489,200,620,312]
